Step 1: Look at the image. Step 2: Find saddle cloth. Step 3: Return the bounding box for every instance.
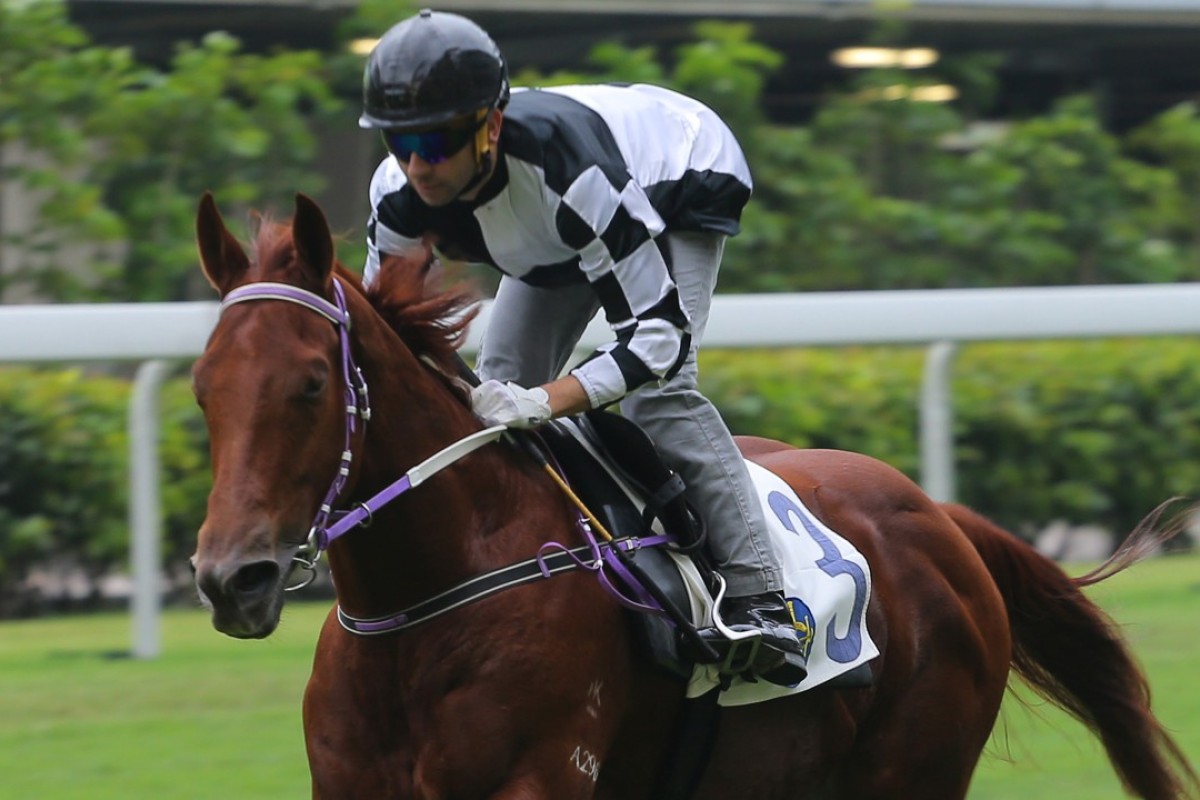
[679,460,880,706]
[550,418,879,707]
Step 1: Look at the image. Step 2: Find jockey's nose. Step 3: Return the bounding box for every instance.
[403,152,434,173]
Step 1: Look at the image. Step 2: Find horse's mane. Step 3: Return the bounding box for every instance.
[250,216,479,376]
[364,259,480,376]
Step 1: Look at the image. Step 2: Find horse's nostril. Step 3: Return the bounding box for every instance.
[231,561,281,599]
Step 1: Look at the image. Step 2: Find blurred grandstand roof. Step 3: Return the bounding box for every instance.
[67,0,1200,129]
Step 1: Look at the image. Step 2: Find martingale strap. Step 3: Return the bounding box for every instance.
[337,534,672,635]
[317,424,508,550]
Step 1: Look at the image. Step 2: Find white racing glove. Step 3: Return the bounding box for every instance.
[470,380,552,429]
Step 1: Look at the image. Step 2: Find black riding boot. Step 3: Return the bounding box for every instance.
[700,589,809,687]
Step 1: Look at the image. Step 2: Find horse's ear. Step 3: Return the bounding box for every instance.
[292,193,334,286]
[196,192,249,297]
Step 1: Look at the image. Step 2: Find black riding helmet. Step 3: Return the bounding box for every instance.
[359,9,510,130]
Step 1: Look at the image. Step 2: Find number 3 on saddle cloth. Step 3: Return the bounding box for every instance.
[535,411,879,705]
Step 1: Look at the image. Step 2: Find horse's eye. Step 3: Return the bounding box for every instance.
[301,374,327,399]
[297,360,330,402]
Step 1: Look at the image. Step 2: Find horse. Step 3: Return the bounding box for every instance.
[190,192,1198,800]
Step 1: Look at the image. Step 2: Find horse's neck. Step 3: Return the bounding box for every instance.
[325,312,559,619]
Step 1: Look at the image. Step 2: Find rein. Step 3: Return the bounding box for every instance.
[218,279,671,634]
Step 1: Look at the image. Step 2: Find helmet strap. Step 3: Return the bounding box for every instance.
[458,150,493,197]
[456,109,496,198]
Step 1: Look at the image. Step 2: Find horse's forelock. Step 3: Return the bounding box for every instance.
[248,215,362,292]
[246,216,298,280]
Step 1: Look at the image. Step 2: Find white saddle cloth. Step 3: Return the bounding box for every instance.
[553,419,878,706]
[678,460,879,707]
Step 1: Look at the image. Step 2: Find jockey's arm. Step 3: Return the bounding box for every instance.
[542,374,591,418]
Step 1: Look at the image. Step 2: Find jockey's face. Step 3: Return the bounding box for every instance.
[388,109,502,207]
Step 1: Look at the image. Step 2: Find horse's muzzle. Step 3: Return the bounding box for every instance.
[194,555,288,638]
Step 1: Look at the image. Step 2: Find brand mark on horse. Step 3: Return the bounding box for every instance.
[586,680,603,718]
[570,745,601,782]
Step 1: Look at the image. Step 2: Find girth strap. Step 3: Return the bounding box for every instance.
[336,534,671,635]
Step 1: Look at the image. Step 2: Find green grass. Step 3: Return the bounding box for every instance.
[970,552,1200,798]
[2,554,1197,799]
[0,603,327,799]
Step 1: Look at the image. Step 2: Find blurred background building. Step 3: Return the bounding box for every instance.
[69,0,1200,130]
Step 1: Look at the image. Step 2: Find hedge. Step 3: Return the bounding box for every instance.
[1,337,1196,614]
[0,366,209,615]
[702,336,1200,538]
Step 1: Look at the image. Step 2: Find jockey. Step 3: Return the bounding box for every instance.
[359,9,805,685]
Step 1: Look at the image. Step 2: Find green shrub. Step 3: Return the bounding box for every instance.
[701,337,1200,538]
[0,369,127,610]
[955,340,1200,535]
[2,340,1197,616]
[0,367,208,614]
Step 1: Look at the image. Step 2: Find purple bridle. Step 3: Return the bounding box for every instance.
[220,279,375,589]
[218,279,505,589]
[217,278,674,629]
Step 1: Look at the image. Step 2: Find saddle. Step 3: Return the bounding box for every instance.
[532,410,725,680]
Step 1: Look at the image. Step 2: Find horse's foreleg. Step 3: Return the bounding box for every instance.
[687,692,854,800]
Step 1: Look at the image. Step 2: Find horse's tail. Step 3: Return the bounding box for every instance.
[940,501,1199,800]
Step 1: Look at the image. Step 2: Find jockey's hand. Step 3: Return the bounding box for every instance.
[470,380,552,429]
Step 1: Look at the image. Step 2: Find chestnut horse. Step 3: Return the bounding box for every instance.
[191,193,1197,800]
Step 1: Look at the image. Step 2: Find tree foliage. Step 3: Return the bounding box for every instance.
[0,0,134,299]
[0,0,341,302]
[516,20,1200,292]
[7,4,1200,299]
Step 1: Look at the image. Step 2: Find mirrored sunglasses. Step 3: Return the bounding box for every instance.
[382,115,487,165]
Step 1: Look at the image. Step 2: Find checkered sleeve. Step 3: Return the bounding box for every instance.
[558,165,691,408]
